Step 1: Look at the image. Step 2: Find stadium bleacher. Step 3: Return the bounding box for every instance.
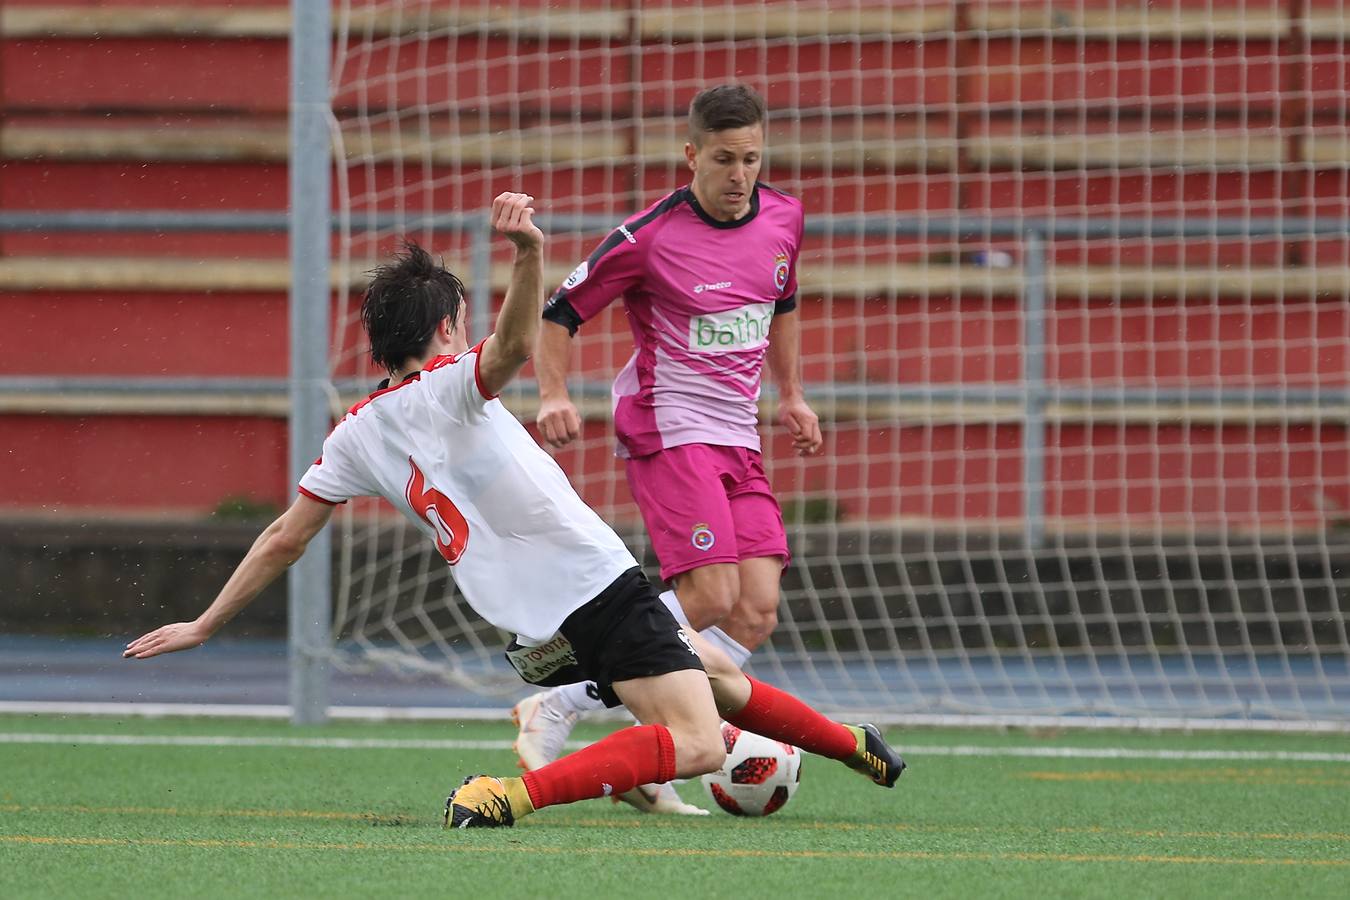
[1,1,1345,530]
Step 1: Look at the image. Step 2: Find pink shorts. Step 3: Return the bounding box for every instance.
[624,443,790,581]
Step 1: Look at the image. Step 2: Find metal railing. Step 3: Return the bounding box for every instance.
[4,204,1347,717]
[4,208,1348,544]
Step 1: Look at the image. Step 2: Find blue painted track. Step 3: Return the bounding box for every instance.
[2,635,1345,721]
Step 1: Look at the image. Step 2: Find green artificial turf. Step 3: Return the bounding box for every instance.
[1,715,1347,898]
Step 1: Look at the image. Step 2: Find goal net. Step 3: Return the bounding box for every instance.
[323,0,1349,722]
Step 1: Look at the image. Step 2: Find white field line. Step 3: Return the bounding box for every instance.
[911,745,1350,763]
[1,732,1348,763]
[1,701,1347,734]
[0,733,517,750]
[0,701,510,721]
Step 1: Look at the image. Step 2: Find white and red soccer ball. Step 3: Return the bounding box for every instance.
[700,722,802,816]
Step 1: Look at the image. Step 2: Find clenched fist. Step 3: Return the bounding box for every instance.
[491,191,544,251]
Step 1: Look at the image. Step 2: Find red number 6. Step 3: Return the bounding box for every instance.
[405,457,469,565]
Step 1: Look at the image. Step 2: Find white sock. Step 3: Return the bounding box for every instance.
[658,590,691,627]
[548,680,606,717]
[700,624,753,669]
[661,588,753,668]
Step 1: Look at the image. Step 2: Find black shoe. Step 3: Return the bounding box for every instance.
[443,774,516,828]
[843,724,906,787]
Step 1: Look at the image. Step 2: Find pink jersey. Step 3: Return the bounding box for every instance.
[544,183,803,458]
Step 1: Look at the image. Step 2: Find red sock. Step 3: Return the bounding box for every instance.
[724,676,859,760]
[520,723,676,811]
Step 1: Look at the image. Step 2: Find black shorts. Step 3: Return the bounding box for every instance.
[558,566,705,707]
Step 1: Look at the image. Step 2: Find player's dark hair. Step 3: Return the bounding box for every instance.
[361,240,466,373]
[688,84,766,146]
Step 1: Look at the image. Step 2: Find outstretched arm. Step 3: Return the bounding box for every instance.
[476,191,545,398]
[767,310,823,456]
[123,495,334,659]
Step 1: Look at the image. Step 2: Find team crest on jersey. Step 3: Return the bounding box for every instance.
[563,260,589,290]
[772,252,790,293]
[691,522,716,551]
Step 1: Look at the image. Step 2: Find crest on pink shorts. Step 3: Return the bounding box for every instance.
[691,522,716,551]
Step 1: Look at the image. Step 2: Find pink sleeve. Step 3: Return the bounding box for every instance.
[543,226,647,333]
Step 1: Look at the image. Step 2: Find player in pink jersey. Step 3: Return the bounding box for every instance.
[519,84,824,814]
[123,191,903,828]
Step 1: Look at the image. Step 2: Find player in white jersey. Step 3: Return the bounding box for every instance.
[124,192,903,828]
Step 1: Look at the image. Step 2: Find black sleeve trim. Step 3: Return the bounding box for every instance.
[542,295,584,336]
[578,190,686,274]
[775,293,798,315]
[630,188,690,233]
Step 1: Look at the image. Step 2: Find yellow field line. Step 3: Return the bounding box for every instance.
[1023,769,1350,787]
[806,821,1350,845]
[3,833,1347,868]
[1056,825,1350,843]
[0,803,388,822]
[4,804,1348,845]
[543,818,1333,846]
[584,818,1350,844]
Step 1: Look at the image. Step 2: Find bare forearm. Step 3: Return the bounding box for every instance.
[125,496,332,659]
[196,521,306,634]
[767,310,804,402]
[767,310,822,455]
[535,319,575,400]
[493,246,543,360]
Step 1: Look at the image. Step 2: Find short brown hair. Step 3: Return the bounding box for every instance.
[688,84,766,145]
[361,240,465,373]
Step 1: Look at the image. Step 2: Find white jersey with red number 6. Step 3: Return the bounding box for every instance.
[299,340,638,644]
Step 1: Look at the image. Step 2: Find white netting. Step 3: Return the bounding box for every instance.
[323,0,1349,720]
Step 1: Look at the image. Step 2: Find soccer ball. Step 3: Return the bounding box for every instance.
[700,722,802,816]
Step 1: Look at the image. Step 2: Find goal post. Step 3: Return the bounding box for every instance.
[288,0,333,725]
[309,0,1350,726]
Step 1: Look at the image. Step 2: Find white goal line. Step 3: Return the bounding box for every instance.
[1,701,1347,734]
[2,731,1348,764]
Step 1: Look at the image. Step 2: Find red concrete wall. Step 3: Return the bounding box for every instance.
[6,412,1343,533]
[1,1,1346,531]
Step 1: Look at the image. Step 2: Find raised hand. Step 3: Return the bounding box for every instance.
[491,191,544,251]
